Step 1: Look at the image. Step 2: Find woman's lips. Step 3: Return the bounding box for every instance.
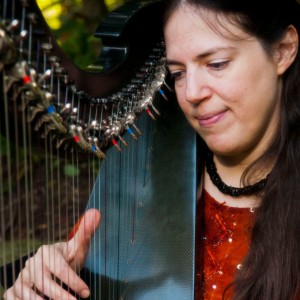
[197,110,227,127]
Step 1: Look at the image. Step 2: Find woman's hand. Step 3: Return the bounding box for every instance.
[3,208,101,300]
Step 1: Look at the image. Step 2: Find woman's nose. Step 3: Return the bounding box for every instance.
[185,72,212,104]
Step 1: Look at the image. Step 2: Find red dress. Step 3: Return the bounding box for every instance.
[196,190,256,299]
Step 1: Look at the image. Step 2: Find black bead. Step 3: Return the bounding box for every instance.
[205,150,267,197]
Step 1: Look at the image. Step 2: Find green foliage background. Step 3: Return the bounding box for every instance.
[37,0,126,68]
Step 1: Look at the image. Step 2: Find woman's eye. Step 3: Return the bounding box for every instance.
[208,61,229,70]
[170,71,185,80]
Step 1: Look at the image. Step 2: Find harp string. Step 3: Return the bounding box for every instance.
[13,87,20,286]
[17,2,35,288]
[20,93,29,262]
[0,106,5,293]
[1,69,13,294]
[0,148,6,295]
[124,109,135,285]
[2,0,6,19]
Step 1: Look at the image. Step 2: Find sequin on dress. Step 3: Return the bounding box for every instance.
[199,190,256,299]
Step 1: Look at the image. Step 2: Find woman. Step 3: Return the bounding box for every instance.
[163,1,300,299]
[4,0,300,299]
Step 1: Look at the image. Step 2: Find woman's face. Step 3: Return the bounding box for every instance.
[164,5,283,162]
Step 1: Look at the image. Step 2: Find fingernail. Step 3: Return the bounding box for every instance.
[81,289,90,298]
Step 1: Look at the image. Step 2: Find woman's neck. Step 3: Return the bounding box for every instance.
[204,151,273,208]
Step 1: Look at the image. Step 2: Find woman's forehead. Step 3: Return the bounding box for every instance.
[164,3,250,42]
[164,5,251,47]
[164,4,252,56]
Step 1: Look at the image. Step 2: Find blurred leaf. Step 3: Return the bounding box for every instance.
[64,164,80,177]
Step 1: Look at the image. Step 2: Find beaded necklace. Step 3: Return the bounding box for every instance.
[205,150,268,197]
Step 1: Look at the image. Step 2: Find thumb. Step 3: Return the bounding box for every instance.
[67,208,101,269]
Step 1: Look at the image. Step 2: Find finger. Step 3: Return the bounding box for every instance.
[4,284,44,300]
[73,208,101,249]
[49,256,90,298]
[4,263,44,300]
[36,271,79,300]
[31,246,90,298]
[66,208,101,267]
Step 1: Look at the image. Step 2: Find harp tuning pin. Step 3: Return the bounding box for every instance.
[7,20,19,31]
[89,138,106,159]
[75,126,90,150]
[44,106,67,134]
[85,120,97,132]
[163,80,173,92]
[112,139,122,152]
[28,103,44,121]
[132,123,142,136]
[62,74,69,85]
[28,67,37,80]
[145,60,155,67]
[76,90,85,97]
[69,125,81,144]
[126,126,138,140]
[70,84,77,94]
[145,108,156,120]
[0,28,4,39]
[27,13,38,24]
[38,69,51,84]
[59,103,71,114]
[4,61,30,92]
[118,135,128,147]
[158,88,168,101]
[56,137,67,149]
[149,103,160,116]
[19,30,28,40]
[44,91,54,101]
[41,43,53,52]
[55,66,67,75]
[49,55,60,67]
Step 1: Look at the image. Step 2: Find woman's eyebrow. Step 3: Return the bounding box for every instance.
[194,46,237,59]
[166,46,237,66]
[165,59,183,66]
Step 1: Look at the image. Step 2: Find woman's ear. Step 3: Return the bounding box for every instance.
[276,25,299,75]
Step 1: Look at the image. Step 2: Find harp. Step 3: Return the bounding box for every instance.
[0,0,197,299]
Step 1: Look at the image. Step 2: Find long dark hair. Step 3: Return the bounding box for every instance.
[163,0,300,299]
